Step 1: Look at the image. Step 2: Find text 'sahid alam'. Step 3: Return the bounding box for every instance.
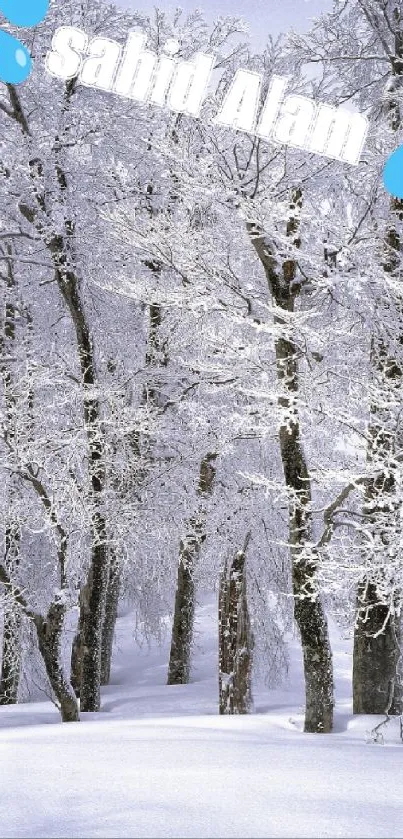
[46,26,369,166]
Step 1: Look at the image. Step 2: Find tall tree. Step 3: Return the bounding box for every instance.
[246,191,334,733]
[291,0,403,716]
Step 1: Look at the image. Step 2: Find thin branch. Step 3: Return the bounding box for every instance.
[316,477,368,548]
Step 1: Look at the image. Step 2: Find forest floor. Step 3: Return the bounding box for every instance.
[0,595,402,838]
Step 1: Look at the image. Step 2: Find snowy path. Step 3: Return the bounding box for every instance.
[1,598,402,838]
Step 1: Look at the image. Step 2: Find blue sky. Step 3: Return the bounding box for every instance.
[117,0,333,47]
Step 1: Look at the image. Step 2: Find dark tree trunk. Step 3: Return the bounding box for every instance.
[70,581,86,698]
[277,337,334,733]
[353,418,403,715]
[35,603,79,722]
[71,540,109,712]
[70,623,82,698]
[167,544,196,685]
[294,589,333,732]
[247,190,333,733]
[79,546,108,712]
[49,255,108,713]
[168,453,218,685]
[353,582,402,714]
[219,534,253,714]
[101,551,121,686]
[51,272,108,711]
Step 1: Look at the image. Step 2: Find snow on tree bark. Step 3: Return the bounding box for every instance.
[218,532,253,714]
[168,452,218,685]
[0,559,79,723]
[247,190,334,733]
[35,602,79,723]
[353,582,402,715]
[101,550,121,686]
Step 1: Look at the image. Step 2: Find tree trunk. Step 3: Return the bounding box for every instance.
[353,582,402,714]
[0,604,21,705]
[35,602,79,723]
[70,581,86,698]
[50,253,108,713]
[0,521,22,706]
[70,623,82,699]
[0,249,22,705]
[277,336,334,733]
[167,452,218,684]
[219,534,253,714]
[353,413,403,715]
[101,551,121,686]
[247,190,334,733]
[353,14,403,715]
[167,543,196,685]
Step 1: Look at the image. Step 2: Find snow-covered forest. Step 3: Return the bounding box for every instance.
[1,0,403,836]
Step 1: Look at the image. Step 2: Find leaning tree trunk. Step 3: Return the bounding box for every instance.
[219,534,253,714]
[35,602,79,723]
[167,452,218,685]
[0,556,79,723]
[247,189,333,733]
[100,551,121,686]
[354,14,403,716]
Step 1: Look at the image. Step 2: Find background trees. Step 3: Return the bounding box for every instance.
[1,0,402,732]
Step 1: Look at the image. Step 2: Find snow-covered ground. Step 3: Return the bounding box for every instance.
[1,597,402,838]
